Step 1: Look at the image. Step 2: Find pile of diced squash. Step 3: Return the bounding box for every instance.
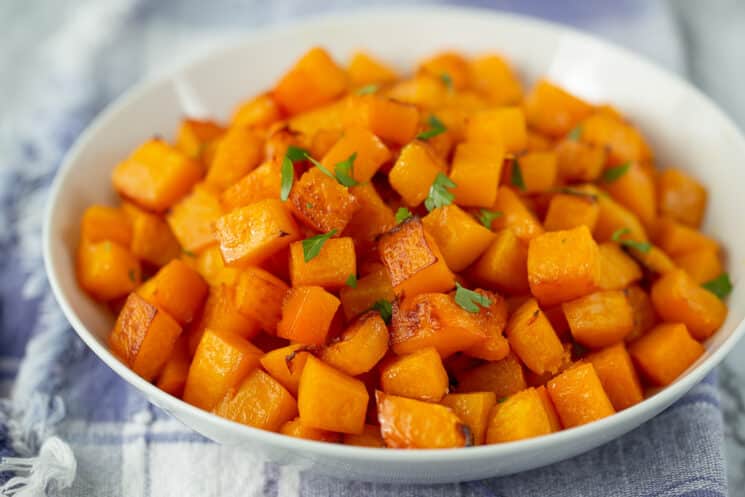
[75,47,731,448]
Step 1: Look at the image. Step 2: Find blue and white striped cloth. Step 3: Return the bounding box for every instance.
[0,1,730,495]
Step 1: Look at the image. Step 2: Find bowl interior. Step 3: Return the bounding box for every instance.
[43,6,745,480]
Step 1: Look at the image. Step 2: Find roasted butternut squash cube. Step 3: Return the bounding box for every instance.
[112,139,202,213]
[176,119,225,161]
[279,417,340,443]
[449,142,504,207]
[468,54,523,105]
[441,392,496,445]
[380,347,449,402]
[547,363,615,428]
[506,298,566,374]
[259,344,311,396]
[298,356,368,434]
[140,259,208,325]
[214,369,298,431]
[81,205,132,246]
[273,47,348,115]
[509,152,557,194]
[603,162,657,230]
[596,243,642,291]
[183,328,263,410]
[463,290,510,362]
[455,353,527,399]
[536,385,562,432]
[348,52,398,86]
[231,93,282,129]
[624,284,658,342]
[469,229,530,295]
[580,112,652,165]
[385,75,448,109]
[632,245,677,275]
[657,168,707,228]
[123,203,180,267]
[654,217,719,257]
[289,167,359,233]
[234,266,289,333]
[289,237,356,289]
[109,293,182,381]
[673,248,723,284]
[193,244,240,287]
[378,218,455,297]
[593,192,648,243]
[419,51,470,90]
[524,80,594,137]
[490,186,544,241]
[485,388,554,443]
[167,183,224,254]
[466,107,527,153]
[287,99,347,136]
[343,424,385,447]
[344,95,420,146]
[277,286,340,345]
[343,183,396,243]
[320,312,388,376]
[77,241,141,301]
[339,265,395,320]
[563,290,634,349]
[220,161,282,211]
[527,225,600,306]
[422,205,495,272]
[555,139,606,182]
[586,343,643,411]
[543,192,599,232]
[629,323,704,386]
[650,269,727,340]
[388,141,445,207]
[155,337,190,397]
[376,391,470,448]
[215,199,301,266]
[321,127,391,183]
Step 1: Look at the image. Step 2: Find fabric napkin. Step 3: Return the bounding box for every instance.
[0,0,729,495]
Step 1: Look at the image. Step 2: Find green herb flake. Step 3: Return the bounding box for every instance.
[280,146,309,201]
[395,207,413,224]
[303,152,335,179]
[306,202,314,210]
[417,115,447,140]
[440,73,453,91]
[702,273,733,299]
[182,249,196,257]
[511,158,526,191]
[611,227,652,253]
[478,209,503,229]
[454,283,492,313]
[371,299,393,324]
[285,145,309,162]
[345,274,358,288]
[333,153,359,187]
[602,162,631,183]
[424,172,456,212]
[128,269,137,283]
[497,397,507,404]
[301,229,337,262]
[568,125,583,141]
[356,84,380,95]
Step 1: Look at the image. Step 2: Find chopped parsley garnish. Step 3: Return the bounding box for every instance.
[371,299,393,324]
[301,229,337,262]
[346,274,358,288]
[602,162,630,183]
[280,145,308,201]
[511,158,526,191]
[478,209,503,229]
[568,125,582,141]
[440,73,453,91]
[702,273,733,299]
[611,227,651,253]
[424,172,456,212]
[304,152,359,187]
[356,84,379,95]
[395,207,413,224]
[454,283,492,313]
[417,115,447,140]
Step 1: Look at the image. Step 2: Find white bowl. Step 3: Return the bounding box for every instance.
[43,6,745,484]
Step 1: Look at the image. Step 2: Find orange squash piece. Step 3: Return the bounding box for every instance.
[419,51,469,90]
[388,141,445,207]
[167,183,224,254]
[183,328,263,410]
[390,292,486,358]
[673,248,723,284]
[468,54,523,105]
[378,218,456,297]
[277,286,340,345]
[273,47,348,115]
[192,244,240,287]
[109,293,182,381]
[320,312,389,376]
[469,229,530,295]
[344,183,396,243]
[215,198,301,266]
[580,112,652,165]
[543,192,600,232]
[555,139,606,182]
[490,186,544,241]
[376,391,470,448]
[380,347,449,402]
[547,363,615,428]
[527,225,600,306]
[485,388,554,443]
[321,127,391,182]
[112,139,202,213]
[441,392,496,446]
[654,217,719,257]
[77,241,141,301]
[603,162,657,230]
[348,52,398,86]
[176,118,225,161]
[524,80,594,137]
[586,343,643,411]
[463,290,510,362]
[593,192,649,243]
[657,168,707,228]
[155,337,191,397]
[596,242,642,291]
[624,284,658,342]
[289,167,359,233]
[220,161,283,211]
[344,95,420,146]
[535,385,562,432]
[450,142,504,207]
[81,205,132,246]
[289,237,356,289]
[279,417,340,443]
[455,353,527,399]
[629,323,705,386]
[343,424,385,447]
[509,152,557,194]
[422,205,496,272]
[339,265,395,321]
[234,266,289,333]
[298,356,369,434]
[466,107,527,153]
[214,369,298,431]
[385,75,448,109]
[259,344,311,396]
[631,245,677,275]
[140,259,208,325]
[650,268,727,340]
[563,290,634,349]
[232,94,282,129]
[123,203,181,267]
[506,298,566,374]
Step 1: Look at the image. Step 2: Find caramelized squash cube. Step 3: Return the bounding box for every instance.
[469,229,530,295]
[167,183,224,254]
[422,205,496,272]
[81,205,132,246]
[547,363,615,428]
[289,237,356,289]
[629,323,704,386]
[563,290,634,349]
[441,392,496,445]
[506,298,566,374]
[466,107,527,153]
[485,388,554,443]
[524,80,593,137]
[450,142,504,207]
[77,241,141,301]
[586,343,643,410]
[277,286,340,345]
[388,141,445,207]
[289,168,359,233]
[657,168,707,228]
[234,266,289,333]
[321,312,389,376]
[273,47,348,115]
[380,347,449,402]
[322,127,391,182]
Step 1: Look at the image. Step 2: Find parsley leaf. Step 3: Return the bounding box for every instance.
[478,209,502,229]
[371,299,393,324]
[182,249,196,257]
[280,146,308,201]
[602,162,630,183]
[395,207,413,224]
[304,152,335,179]
[417,115,447,140]
[128,269,137,283]
[424,172,456,212]
[356,84,379,95]
[454,283,492,313]
[346,274,358,288]
[568,125,582,141]
[333,153,359,187]
[302,229,337,262]
[611,227,651,253]
[511,158,526,191]
[440,73,453,91]
[702,273,733,299]
[285,145,309,162]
